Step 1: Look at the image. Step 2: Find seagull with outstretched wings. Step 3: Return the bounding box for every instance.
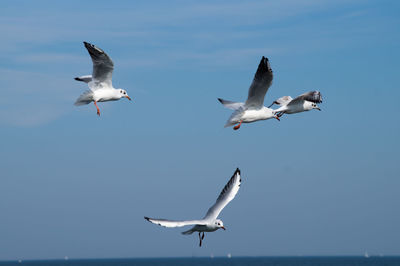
[145,168,242,247]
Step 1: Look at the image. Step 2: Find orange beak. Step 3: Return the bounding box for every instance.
[221,226,226,230]
[125,96,132,101]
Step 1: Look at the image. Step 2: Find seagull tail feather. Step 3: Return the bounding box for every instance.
[74,90,93,106]
[181,229,195,235]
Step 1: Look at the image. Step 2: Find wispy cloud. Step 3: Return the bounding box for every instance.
[0,68,76,126]
[0,0,386,127]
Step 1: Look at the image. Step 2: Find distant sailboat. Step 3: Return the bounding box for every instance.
[364,251,369,258]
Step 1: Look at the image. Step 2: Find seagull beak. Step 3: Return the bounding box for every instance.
[125,96,132,101]
[221,226,226,230]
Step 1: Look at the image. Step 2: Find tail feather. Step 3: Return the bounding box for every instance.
[224,120,237,128]
[74,90,93,106]
[224,107,244,128]
[181,228,195,235]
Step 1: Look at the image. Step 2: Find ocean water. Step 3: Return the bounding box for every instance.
[1,257,399,266]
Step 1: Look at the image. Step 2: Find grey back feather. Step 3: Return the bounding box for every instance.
[289,90,322,106]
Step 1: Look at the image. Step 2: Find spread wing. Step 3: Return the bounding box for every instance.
[204,168,241,220]
[83,41,114,89]
[288,91,322,106]
[218,98,245,110]
[144,217,206,228]
[245,57,273,108]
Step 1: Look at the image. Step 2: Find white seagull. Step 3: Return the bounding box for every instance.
[268,91,322,118]
[218,56,279,130]
[145,168,242,247]
[74,42,131,116]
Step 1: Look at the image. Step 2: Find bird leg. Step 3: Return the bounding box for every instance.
[201,232,205,240]
[198,232,202,247]
[233,120,242,130]
[277,112,284,118]
[94,101,100,116]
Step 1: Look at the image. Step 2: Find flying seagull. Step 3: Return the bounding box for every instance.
[74,42,131,116]
[268,91,322,118]
[145,168,242,247]
[218,57,279,130]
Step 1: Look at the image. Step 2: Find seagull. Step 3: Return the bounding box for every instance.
[145,168,241,247]
[218,56,279,130]
[74,41,131,116]
[268,91,322,118]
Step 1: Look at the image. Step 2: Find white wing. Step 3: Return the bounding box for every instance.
[268,96,293,107]
[144,217,207,228]
[204,168,241,220]
[218,98,245,110]
[83,42,114,90]
[245,57,273,108]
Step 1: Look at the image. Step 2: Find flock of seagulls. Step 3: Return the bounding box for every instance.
[218,56,322,130]
[73,42,323,247]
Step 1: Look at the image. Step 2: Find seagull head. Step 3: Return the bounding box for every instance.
[214,219,226,230]
[312,103,321,111]
[118,89,132,101]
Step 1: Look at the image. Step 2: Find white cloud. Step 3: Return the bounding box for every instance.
[0,68,77,126]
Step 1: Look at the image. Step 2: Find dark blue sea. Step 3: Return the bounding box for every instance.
[1,257,399,266]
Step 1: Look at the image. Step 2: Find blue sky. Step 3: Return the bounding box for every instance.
[0,0,399,260]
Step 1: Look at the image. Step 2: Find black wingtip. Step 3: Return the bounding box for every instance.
[83,42,92,51]
[235,168,241,183]
[74,77,81,81]
[313,90,323,103]
[258,56,272,73]
[217,98,223,103]
[235,168,240,175]
[144,216,150,221]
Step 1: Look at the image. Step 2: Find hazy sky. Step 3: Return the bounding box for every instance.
[0,0,399,260]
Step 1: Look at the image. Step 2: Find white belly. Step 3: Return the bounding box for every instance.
[241,108,274,123]
[192,224,219,232]
[286,103,309,114]
[93,89,119,102]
